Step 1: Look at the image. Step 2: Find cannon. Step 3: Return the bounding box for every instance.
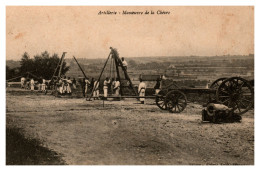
[156,77,254,115]
[201,103,242,123]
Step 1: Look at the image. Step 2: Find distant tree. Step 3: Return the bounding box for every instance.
[20,52,34,74]
[6,66,20,80]
[19,51,70,80]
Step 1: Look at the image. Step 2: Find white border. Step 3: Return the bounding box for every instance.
[1,0,259,171]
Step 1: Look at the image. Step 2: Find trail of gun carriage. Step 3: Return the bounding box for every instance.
[6,48,254,165]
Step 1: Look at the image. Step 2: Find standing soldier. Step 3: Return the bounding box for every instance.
[62,76,68,94]
[103,77,111,99]
[93,78,100,100]
[30,78,35,91]
[121,57,128,78]
[154,77,161,95]
[67,77,72,95]
[138,78,146,104]
[21,77,25,89]
[85,78,91,97]
[42,78,46,93]
[58,78,63,94]
[114,78,120,96]
[121,57,128,71]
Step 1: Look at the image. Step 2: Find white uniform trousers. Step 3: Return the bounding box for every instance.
[42,84,46,91]
[31,85,34,90]
[139,89,145,102]
[115,87,120,96]
[93,90,99,98]
[66,85,71,93]
[103,87,108,97]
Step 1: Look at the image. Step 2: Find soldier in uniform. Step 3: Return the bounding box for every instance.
[21,77,25,89]
[138,78,146,104]
[154,77,161,95]
[67,77,72,94]
[93,78,100,100]
[42,78,46,93]
[103,77,111,99]
[114,78,120,96]
[85,78,91,96]
[30,78,35,91]
[121,57,128,71]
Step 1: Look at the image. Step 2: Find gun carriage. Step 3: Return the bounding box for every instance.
[155,77,254,115]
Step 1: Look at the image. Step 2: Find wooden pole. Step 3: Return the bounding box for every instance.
[58,53,66,78]
[73,56,88,79]
[51,52,66,81]
[114,56,123,96]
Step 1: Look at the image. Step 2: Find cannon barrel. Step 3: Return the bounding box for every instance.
[206,103,231,116]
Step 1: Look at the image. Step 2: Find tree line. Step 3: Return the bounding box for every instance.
[6,51,69,81]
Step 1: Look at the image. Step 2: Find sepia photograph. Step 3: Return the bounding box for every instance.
[5,6,254,165]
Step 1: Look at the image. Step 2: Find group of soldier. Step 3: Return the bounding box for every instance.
[19,56,162,104]
[20,77,47,92]
[82,77,121,100]
[55,76,77,95]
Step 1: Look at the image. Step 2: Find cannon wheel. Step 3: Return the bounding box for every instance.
[156,90,168,110]
[210,78,227,89]
[216,77,254,115]
[165,90,187,113]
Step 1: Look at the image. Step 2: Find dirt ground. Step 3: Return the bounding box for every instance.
[6,87,254,165]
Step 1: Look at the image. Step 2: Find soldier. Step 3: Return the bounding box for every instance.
[42,78,46,93]
[30,78,35,91]
[114,78,120,96]
[121,57,128,71]
[85,78,91,96]
[62,76,68,94]
[58,78,63,94]
[138,78,146,104]
[93,78,100,100]
[21,77,25,89]
[67,77,72,94]
[154,77,161,95]
[103,77,111,99]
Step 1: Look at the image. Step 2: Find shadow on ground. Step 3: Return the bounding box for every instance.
[6,127,66,165]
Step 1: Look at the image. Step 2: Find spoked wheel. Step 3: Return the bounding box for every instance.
[216,77,254,115]
[210,78,227,89]
[165,90,187,113]
[156,90,168,110]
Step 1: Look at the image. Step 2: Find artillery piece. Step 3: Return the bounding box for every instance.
[201,103,242,123]
[156,77,254,115]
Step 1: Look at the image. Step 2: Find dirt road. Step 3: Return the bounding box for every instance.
[6,88,254,165]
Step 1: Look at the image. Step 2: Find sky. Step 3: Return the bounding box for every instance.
[6,6,254,60]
